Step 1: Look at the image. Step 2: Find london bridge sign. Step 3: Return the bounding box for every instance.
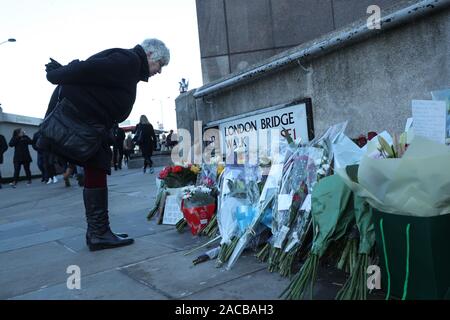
[206,99,314,162]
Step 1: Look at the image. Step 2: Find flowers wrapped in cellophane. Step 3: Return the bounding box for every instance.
[216,165,261,267]
[180,185,216,236]
[196,163,219,189]
[225,137,292,270]
[258,122,340,275]
[148,164,200,222]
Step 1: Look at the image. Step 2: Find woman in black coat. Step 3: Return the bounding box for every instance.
[9,128,33,187]
[133,115,157,174]
[43,38,170,251]
[0,134,8,189]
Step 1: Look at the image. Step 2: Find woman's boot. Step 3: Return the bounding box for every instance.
[83,187,134,251]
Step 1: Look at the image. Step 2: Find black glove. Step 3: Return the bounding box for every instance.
[45,58,62,72]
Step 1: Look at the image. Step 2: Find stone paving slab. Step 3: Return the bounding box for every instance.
[183,269,291,300]
[0,226,85,253]
[140,228,211,252]
[10,269,168,300]
[120,251,267,299]
[0,242,77,299]
[0,237,176,299]
[0,219,47,242]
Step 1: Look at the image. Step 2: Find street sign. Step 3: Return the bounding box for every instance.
[212,99,314,162]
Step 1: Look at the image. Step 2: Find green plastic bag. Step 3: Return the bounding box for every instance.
[373,209,450,300]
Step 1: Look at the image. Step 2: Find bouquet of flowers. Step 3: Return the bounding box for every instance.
[226,138,292,270]
[158,165,199,188]
[196,163,219,188]
[265,149,307,272]
[180,185,216,236]
[147,164,200,221]
[336,194,375,300]
[256,123,338,276]
[281,174,354,300]
[216,165,261,267]
[197,162,226,238]
[335,135,450,299]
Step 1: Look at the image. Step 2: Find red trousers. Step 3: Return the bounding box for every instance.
[84,165,107,188]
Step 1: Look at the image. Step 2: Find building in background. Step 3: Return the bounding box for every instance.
[176,0,450,152]
[196,0,403,83]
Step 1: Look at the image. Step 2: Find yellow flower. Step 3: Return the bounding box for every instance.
[190,164,201,174]
[217,164,225,176]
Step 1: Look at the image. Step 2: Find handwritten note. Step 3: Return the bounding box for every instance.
[412,100,447,144]
[162,195,184,225]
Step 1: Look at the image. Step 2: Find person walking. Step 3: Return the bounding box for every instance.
[63,162,76,187]
[32,131,47,183]
[41,38,170,251]
[123,133,134,167]
[166,129,177,150]
[133,115,157,174]
[8,128,33,188]
[0,134,8,189]
[44,152,59,184]
[112,124,126,171]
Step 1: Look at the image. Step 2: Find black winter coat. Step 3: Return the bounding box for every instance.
[9,135,33,163]
[134,123,157,151]
[45,45,150,173]
[0,134,8,164]
[112,127,126,148]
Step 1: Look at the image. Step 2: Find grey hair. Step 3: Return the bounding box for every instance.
[140,38,170,67]
[140,115,150,125]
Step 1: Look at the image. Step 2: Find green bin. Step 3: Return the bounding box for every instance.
[372,209,450,300]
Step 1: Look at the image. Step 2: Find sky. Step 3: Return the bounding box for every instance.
[0,0,203,131]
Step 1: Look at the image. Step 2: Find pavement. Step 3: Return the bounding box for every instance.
[0,167,369,300]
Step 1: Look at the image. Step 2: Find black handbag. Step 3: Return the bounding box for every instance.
[133,125,143,145]
[37,98,104,163]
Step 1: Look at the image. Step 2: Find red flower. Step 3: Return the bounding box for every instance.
[172,166,183,173]
[158,166,171,179]
[203,177,214,186]
[368,131,378,141]
[158,170,168,179]
[356,135,368,148]
[293,194,301,203]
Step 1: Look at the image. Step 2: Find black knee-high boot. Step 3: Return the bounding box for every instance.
[83,187,134,251]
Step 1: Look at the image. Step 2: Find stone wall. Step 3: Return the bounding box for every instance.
[196,0,404,83]
[177,5,450,142]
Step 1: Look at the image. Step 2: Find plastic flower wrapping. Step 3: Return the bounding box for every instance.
[215,164,261,267]
[179,185,216,235]
[225,137,291,270]
[196,164,219,188]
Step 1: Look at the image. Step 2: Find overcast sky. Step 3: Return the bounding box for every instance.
[0,0,202,131]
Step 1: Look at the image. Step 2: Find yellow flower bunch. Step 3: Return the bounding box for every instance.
[217,164,225,176]
[190,164,201,174]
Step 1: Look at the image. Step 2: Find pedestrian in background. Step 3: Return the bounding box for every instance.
[123,133,134,168]
[112,123,125,171]
[0,134,8,189]
[63,162,76,187]
[8,128,33,188]
[166,129,177,150]
[32,131,47,183]
[133,115,157,174]
[44,152,59,184]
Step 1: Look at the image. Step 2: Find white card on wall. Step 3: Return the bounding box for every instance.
[412,100,447,144]
[162,195,184,225]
